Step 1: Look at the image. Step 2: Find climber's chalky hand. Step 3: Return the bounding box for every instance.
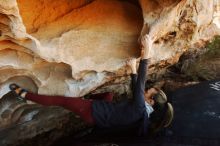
[126,58,137,74]
[141,35,154,59]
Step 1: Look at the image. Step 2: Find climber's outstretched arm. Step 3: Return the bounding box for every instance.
[127,58,137,92]
[134,35,153,106]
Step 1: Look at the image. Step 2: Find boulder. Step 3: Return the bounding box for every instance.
[0,0,143,97]
[0,0,219,97]
[0,0,220,145]
[139,0,220,65]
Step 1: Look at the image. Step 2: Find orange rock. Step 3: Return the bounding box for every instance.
[0,0,220,98]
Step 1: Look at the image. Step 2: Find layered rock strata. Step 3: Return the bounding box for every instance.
[0,0,142,97]
[140,0,220,64]
[0,0,219,97]
[0,0,220,145]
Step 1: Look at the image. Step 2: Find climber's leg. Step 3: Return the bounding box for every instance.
[25,93,95,124]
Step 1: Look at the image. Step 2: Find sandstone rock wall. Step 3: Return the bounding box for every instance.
[140,0,220,64]
[0,0,220,145]
[0,0,142,97]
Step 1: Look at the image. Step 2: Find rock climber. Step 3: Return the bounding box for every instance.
[9,35,173,136]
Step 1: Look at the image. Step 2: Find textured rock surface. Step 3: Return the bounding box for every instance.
[0,0,219,97]
[0,0,220,145]
[180,36,220,80]
[0,92,88,146]
[0,0,142,97]
[140,0,220,64]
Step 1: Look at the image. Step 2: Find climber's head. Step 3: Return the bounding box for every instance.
[144,87,158,106]
[144,87,169,106]
[144,87,174,133]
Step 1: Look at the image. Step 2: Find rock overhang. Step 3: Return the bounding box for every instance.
[0,0,220,97]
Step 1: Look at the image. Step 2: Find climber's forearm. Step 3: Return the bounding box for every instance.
[140,35,153,59]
